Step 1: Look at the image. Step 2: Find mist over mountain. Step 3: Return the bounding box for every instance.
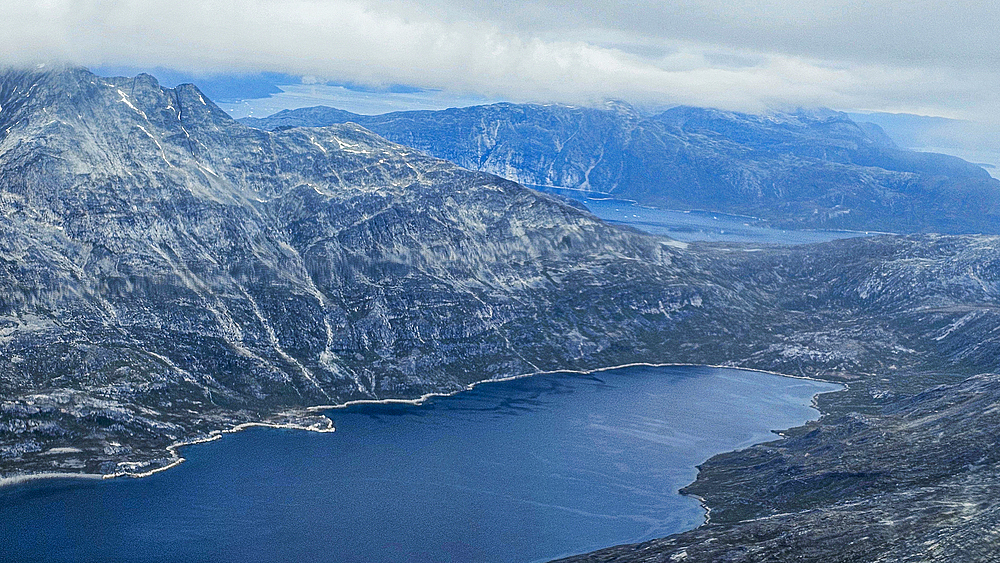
[847,111,1000,178]
[243,103,1000,234]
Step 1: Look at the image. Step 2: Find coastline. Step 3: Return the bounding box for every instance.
[0,361,845,489]
[103,419,337,481]
[307,361,847,414]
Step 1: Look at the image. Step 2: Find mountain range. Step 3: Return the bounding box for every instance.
[242,103,1000,234]
[0,66,729,475]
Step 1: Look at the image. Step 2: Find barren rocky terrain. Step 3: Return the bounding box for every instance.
[4,67,1000,561]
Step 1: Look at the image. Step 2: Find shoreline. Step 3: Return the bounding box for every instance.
[0,361,845,489]
[104,419,337,481]
[307,361,846,413]
[0,420,336,488]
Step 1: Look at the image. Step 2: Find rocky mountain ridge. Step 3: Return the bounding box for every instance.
[242,102,1000,234]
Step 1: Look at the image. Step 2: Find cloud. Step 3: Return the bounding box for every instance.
[1,0,997,121]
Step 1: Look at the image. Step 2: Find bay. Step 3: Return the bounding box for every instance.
[0,365,839,563]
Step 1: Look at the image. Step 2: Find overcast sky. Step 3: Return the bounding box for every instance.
[3,0,998,122]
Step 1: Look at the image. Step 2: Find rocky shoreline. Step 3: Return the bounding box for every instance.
[556,370,1000,562]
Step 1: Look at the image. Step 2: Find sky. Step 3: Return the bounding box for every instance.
[3,0,999,124]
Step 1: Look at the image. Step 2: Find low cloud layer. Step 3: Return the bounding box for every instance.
[2,0,997,121]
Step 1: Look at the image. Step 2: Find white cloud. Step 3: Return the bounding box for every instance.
[1,0,998,122]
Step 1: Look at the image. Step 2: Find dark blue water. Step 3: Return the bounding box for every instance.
[532,186,878,245]
[0,365,839,563]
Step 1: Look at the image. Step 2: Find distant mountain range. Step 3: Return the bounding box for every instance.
[243,103,1000,234]
[847,111,1000,176]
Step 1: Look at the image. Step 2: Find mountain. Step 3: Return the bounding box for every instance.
[845,111,969,150]
[846,111,1000,179]
[558,373,1000,563]
[242,103,1000,234]
[90,67,298,101]
[0,66,774,478]
[6,67,1000,561]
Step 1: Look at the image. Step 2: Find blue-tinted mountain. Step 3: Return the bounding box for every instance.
[91,66,297,100]
[243,103,1000,234]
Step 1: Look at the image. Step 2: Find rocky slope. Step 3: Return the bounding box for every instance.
[0,66,775,478]
[554,233,1000,562]
[242,103,1000,234]
[556,372,1000,563]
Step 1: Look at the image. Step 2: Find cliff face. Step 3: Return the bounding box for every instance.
[243,103,1000,234]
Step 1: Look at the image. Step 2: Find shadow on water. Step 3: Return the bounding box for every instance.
[351,373,611,421]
